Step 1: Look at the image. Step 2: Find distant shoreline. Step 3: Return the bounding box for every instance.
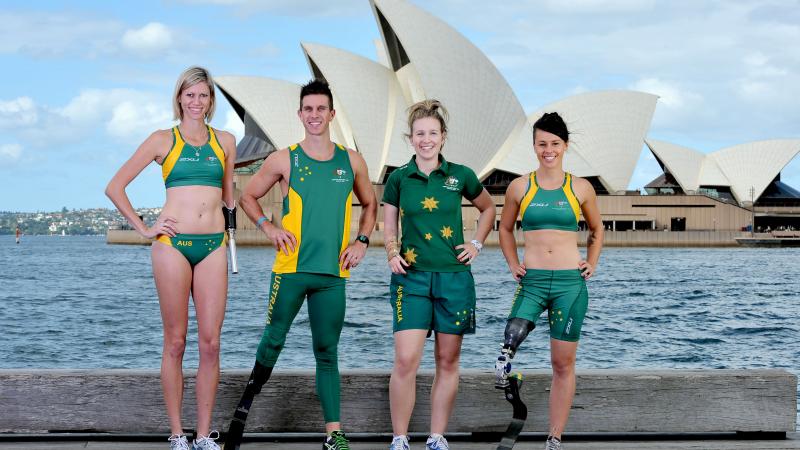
[106,229,746,247]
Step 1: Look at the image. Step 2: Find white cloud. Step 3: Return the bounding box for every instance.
[222,109,245,143]
[121,22,175,57]
[0,143,22,165]
[172,0,362,17]
[0,97,38,128]
[5,89,172,148]
[107,101,173,140]
[0,11,121,58]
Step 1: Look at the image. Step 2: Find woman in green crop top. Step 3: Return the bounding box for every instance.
[494,112,604,450]
[106,66,236,450]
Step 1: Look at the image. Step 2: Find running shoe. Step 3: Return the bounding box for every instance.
[192,431,220,450]
[323,430,351,450]
[389,435,410,450]
[168,434,190,450]
[545,436,562,450]
[426,434,450,450]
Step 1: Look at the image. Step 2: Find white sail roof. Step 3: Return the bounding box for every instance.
[370,0,527,178]
[301,42,412,182]
[645,138,800,203]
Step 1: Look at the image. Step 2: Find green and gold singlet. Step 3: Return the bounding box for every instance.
[273,143,354,277]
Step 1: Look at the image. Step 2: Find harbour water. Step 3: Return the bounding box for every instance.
[1,236,798,422]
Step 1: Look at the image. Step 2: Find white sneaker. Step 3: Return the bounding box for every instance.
[545,436,562,450]
[192,431,221,450]
[426,433,450,450]
[389,435,410,450]
[168,434,190,450]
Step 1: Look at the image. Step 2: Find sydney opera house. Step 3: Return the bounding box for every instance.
[218,0,800,245]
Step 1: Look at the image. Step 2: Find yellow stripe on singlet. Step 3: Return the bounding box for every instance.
[208,127,226,170]
[563,173,582,223]
[518,172,538,220]
[338,191,353,278]
[273,187,303,274]
[162,127,184,182]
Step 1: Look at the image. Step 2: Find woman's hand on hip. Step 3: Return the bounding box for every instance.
[146,216,177,239]
[455,242,480,265]
[578,260,595,279]
[388,255,409,274]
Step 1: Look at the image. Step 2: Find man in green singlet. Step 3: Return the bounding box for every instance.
[231,79,377,450]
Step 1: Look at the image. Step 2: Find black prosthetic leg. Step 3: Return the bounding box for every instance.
[495,318,534,449]
[224,362,272,450]
[497,373,527,450]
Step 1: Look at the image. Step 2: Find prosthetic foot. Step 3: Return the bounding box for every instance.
[497,373,527,450]
[223,362,271,450]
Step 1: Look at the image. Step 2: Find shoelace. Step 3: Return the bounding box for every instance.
[168,434,189,450]
[427,435,449,450]
[545,437,562,450]
[391,436,409,450]
[194,431,220,449]
[330,431,350,450]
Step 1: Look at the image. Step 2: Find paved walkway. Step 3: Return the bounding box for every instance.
[0,434,798,450]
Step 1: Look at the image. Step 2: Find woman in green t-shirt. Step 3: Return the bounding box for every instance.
[382,100,495,450]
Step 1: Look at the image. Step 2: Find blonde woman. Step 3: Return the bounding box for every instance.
[383,100,495,450]
[106,66,236,450]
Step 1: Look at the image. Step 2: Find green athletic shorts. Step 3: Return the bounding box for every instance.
[508,269,588,342]
[389,269,476,335]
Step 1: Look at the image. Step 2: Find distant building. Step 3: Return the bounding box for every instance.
[216,0,800,236]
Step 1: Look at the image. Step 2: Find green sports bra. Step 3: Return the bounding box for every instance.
[519,172,581,231]
[161,126,225,189]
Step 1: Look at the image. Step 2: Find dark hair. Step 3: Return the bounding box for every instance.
[533,112,569,143]
[299,79,333,110]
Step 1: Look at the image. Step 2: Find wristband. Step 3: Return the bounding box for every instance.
[256,216,269,228]
[470,239,483,253]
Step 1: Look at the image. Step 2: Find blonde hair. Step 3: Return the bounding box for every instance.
[406,99,448,139]
[172,66,216,122]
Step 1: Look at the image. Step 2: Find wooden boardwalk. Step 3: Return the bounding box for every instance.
[0,434,798,449]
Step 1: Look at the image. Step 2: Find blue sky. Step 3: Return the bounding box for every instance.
[1,0,799,212]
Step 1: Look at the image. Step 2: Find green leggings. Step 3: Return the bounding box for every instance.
[256,272,346,423]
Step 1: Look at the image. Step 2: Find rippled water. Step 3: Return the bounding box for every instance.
[2,236,798,422]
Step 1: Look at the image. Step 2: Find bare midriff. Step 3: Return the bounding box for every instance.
[523,229,581,270]
[162,186,224,234]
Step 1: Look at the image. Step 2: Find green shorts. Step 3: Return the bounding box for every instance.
[508,269,588,342]
[389,269,476,335]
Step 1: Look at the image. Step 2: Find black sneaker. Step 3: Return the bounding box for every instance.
[323,430,350,450]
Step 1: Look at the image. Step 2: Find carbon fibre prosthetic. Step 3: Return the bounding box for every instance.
[495,318,535,388]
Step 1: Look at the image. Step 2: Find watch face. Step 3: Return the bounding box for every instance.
[357,235,369,244]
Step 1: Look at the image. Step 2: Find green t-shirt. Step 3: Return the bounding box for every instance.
[382,155,484,272]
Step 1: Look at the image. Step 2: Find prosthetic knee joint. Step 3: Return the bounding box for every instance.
[495,318,535,388]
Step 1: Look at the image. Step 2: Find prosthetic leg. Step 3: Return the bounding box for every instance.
[223,362,272,450]
[495,318,534,450]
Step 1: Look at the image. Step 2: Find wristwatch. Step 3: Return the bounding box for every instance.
[470,239,483,253]
[356,234,370,246]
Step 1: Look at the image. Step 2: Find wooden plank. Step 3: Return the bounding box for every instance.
[0,439,800,450]
[0,369,795,434]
